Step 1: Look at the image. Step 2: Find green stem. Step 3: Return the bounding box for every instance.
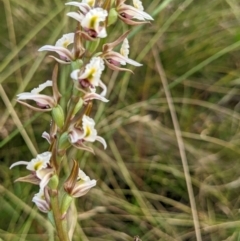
[50,191,70,241]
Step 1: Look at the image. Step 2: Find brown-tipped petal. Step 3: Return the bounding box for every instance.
[52,64,62,103]
[83,92,109,102]
[38,45,74,61]
[72,142,95,154]
[118,15,150,25]
[77,30,99,41]
[105,51,142,66]
[14,174,40,185]
[119,4,153,21]
[104,60,134,73]
[71,179,96,198]
[64,160,79,194]
[48,55,72,65]
[44,187,51,205]
[39,171,54,189]
[16,100,52,112]
[102,30,130,53]
[17,93,56,107]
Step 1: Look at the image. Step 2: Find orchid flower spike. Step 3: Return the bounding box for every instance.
[68,114,107,153]
[71,56,107,96]
[101,31,142,72]
[116,0,153,25]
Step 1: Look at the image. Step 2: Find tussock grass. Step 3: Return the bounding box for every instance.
[1,0,240,240]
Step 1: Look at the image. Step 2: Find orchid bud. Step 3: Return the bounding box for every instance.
[52,105,65,128]
[59,132,71,150]
[48,174,59,190]
[107,8,118,26]
[61,193,73,217]
[72,98,84,116]
[71,59,83,71]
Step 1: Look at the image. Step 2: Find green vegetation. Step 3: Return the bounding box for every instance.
[1,0,240,240]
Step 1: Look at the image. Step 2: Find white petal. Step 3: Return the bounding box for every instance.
[124,5,153,21]
[96,136,107,149]
[81,8,108,37]
[17,93,55,107]
[124,57,142,66]
[67,12,84,22]
[31,80,53,94]
[99,80,107,97]
[120,38,130,59]
[55,33,74,48]
[97,27,107,38]
[84,92,109,102]
[39,171,53,189]
[66,1,91,13]
[133,0,144,11]
[78,169,90,181]
[72,179,96,198]
[38,45,73,60]
[10,161,29,169]
[70,69,80,80]
[42,131,51,144]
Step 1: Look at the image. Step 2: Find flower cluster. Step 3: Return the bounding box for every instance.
[10,0,153,239]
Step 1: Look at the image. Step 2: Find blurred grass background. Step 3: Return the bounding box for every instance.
[1,0,240,240]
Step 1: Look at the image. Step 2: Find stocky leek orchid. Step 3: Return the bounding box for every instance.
[116,0,153,25]
[101,31,142,72]
[68,114,107,153]
[10,152,54,189]
[71,56,107,96]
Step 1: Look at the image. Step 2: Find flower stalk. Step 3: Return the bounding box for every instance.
[10,0,153,240]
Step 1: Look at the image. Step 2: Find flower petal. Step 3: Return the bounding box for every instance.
[31,80,52,94]
[10,161,29,169]
[67,12,84,23]
[38,45,73,61]
[71,179,96,198]
[96,136,107,149]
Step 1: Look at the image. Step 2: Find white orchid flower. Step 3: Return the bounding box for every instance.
[68,115,107,153]
[64,167,96,198]
[10,152,52,171]
[116,0,153,25]
[68,8,108,38]
[10,152,54,189]
[38,33,75,64]
[101,31,142,72]
[71,169,96,198]
[71,57,107,96]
